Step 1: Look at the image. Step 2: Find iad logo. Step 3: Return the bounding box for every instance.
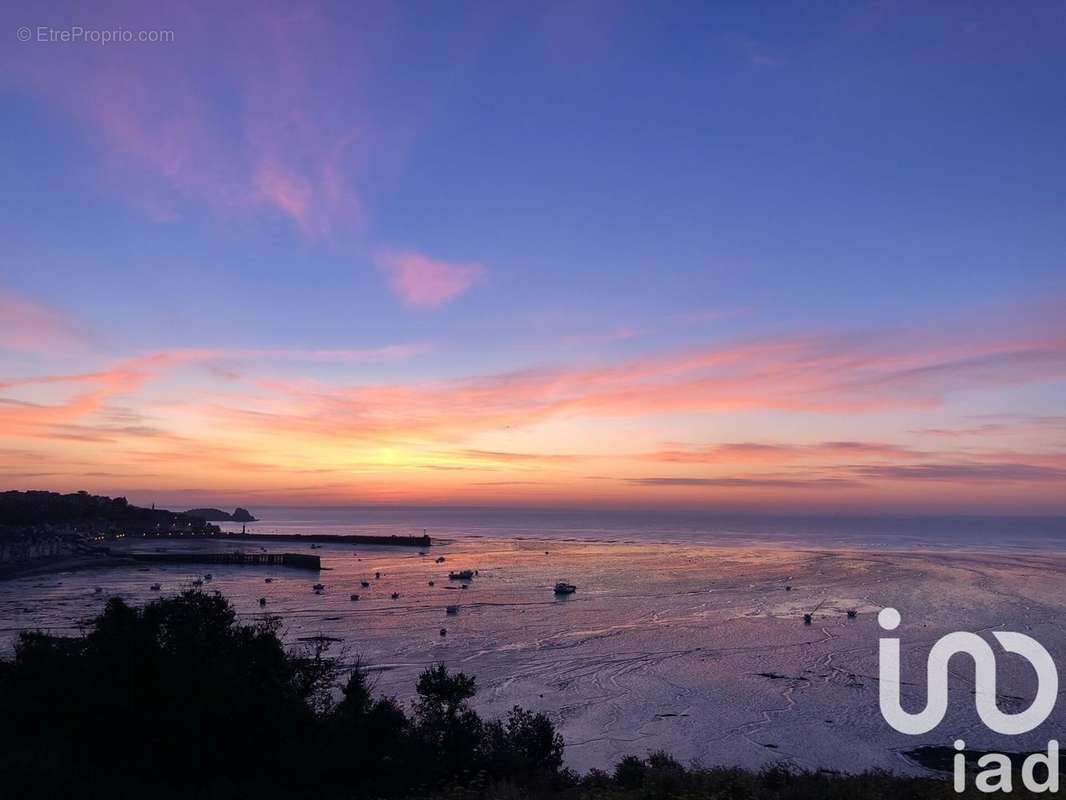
[878,607,1058,735]
[877,608,1060,793]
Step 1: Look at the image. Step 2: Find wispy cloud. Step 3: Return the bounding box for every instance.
[643,441,925,464]
[3,3,369,238]
[559,327,645,346]
[190,318,1066,448]
[850,463,1066,483]
[627,476,860,489]
[908,424,1010,438]
[375,247,486,308]
[673,307,752,326]
[0,342,426,442]
[0,288,89,355]
[164,343,432,365]
[0,354,174,433]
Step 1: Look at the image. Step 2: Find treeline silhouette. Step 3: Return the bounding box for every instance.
[0,590,1028,799]
[0,590,563,798]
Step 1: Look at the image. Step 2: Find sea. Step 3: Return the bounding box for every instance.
[215,505,1066,552]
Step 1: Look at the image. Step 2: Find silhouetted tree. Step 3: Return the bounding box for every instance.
[0,591,320,796]
[483,706,565,782]
[328,663,411,794]
[412,662,484,784]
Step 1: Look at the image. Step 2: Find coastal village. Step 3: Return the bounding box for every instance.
[0,490,432,579]
[0,490,245,574]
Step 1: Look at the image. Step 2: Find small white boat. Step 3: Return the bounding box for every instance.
[553,582,577,595]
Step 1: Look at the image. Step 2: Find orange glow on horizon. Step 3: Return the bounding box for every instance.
[2,299,1065,514]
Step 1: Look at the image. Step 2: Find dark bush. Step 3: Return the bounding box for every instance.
[613,754,647,788]
[483,706,565,783]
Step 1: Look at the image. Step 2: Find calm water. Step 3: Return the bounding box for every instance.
[217,506,1066,552]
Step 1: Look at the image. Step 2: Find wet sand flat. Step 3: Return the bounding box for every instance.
[2,537,1064,774]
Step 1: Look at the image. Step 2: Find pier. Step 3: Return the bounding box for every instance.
[127,551,321,570]
[136,531,431,548]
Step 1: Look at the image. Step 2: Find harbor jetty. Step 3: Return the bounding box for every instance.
[128,551,321,570]
[134,531,432,548]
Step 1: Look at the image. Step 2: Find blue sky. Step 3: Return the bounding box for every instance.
[0,1,1064,511]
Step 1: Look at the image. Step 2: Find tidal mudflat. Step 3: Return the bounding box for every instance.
[2,536,1063,775]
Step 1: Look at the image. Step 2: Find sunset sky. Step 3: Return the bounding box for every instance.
[1,2,1064,513]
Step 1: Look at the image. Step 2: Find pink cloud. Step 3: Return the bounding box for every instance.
[197,314,1066,453]
[644,441,926,464]
[0,289,87,355]
[1,2,371,238]
[375,247,486,308]
[8,313,1062,455]
[0,354,172,436]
